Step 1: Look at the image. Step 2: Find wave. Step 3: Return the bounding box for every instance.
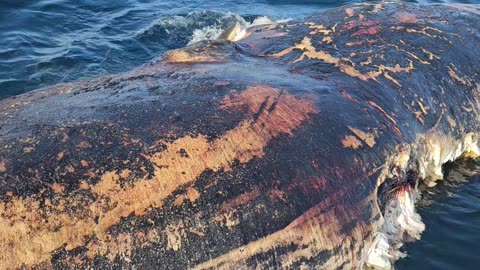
[136,11,289,48]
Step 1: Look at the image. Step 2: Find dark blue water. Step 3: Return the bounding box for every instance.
[1,0,480,269]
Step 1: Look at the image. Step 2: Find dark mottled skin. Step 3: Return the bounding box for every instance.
[0,2,479,270]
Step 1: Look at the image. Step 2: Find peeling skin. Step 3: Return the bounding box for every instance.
[0,2,479,270]
[195,184,374,270]
[218,186,262,214]
[447,115,457,128]
[345,8,356,17]
[448,65,468,85]
[0,85,318,269]
[390,26,453,44]
[174,187,201,206]
[368,101,402,137]
[383,41,431,65]
[417,100,428,115]
[269,36,416,86]
[322,36,333,44]
[214,210,240,229]
[166,221,185,251]
[348,126,376,148]
[346,40,365,47]
[420,47,440,60]
[306,23,335,35]
[342,135,363,149]
[0,160,5,173]
[373,3,383,13]
[163,48,225,63]
[392,12,419,24]
[50,183,65,194]
[352,26,381,36]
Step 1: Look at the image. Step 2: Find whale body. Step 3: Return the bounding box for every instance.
[0,2,479,269]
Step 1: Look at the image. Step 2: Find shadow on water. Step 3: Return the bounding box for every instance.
[396,157,480,270]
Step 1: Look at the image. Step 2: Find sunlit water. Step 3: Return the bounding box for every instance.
[1,0,480,269]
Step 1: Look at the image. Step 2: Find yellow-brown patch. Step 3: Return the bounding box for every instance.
[393,12,418,24]
[194,185,375,270]
[267,189,287,203]
[188,229,205,237]
[166,222,185,251]
[306,23,335,35]
[23,146,35,153]
[322,36,333,44]
[79,181,90,190]
[78,141,92,148]
[214,210,240,229]
[185,187,200,203]
[368,101,402,137]
[420,47,440,60]
[268,37,415,86]
[214,81,231,87]
[0,160,6,173]
[417,101,428,115]
[391,26,453,44]
[218,186,262,213]
[448,65,467,85]
[80,160,89,167]
[173,195,185,207]
[447,115,457,128]
[345,8,355,17]
[50,183,65,194]
[414,111,425,125]
[0,85,318,269]
[119,169,131,179]
[56,151,65,161]
[163,49,224,64]
[66,165,75,173]
[348,126,376,147]
[342,135,363,149]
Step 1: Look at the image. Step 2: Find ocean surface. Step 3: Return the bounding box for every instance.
[1,0,479,269]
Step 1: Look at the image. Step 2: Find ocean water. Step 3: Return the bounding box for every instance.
[1,0,479,269]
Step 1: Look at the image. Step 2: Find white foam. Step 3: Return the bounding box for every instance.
[186,14,288,45]
[250,16,275,26]
[137,11,290,46]
[188,24,225,45]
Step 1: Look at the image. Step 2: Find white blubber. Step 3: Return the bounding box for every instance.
[366,132,480,269]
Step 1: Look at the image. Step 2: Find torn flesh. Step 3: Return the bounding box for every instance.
[365,133,480,269]
[366,187,424,269]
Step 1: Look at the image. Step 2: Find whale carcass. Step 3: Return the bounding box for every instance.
[0,2,479,269]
